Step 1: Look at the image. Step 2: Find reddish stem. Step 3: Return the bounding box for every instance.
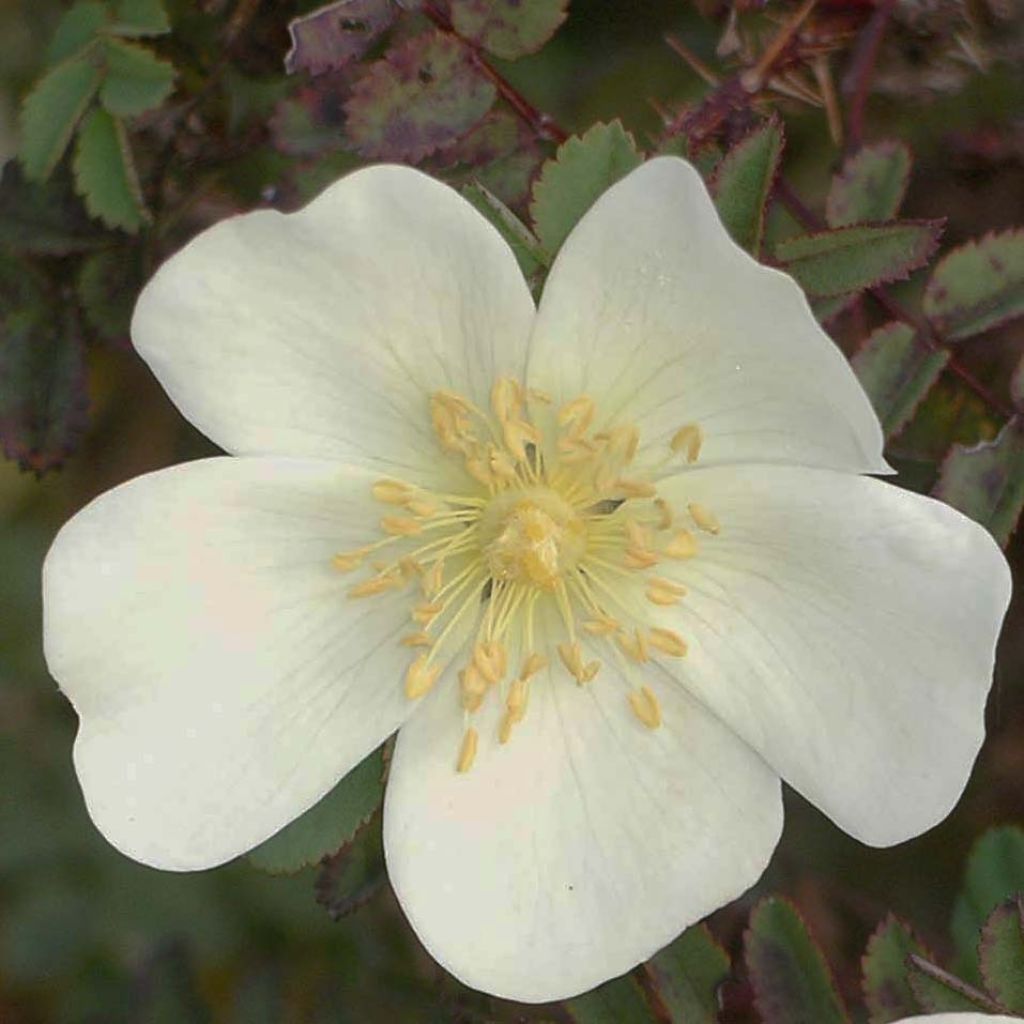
[420,0,568,144]
[843,0,896,151]
[775,181,1014,420]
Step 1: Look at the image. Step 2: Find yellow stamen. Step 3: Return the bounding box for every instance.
[498,710,515,744]
[582,615,619,636]
[616,629,650,663]
[400,632,433,648]
[412,601,443,625]
[624,546,659,570]
[581,659,601,683]
[460,664,487,710]
[381,515,422,537]
[558,641,587,681]
[491,377,521,422]
[405,498,438,518]
[615,478,657,499]
[332,551,364,573]
[457,727,479,772]
[503,419,540,462]
[669,423,704,463]
[688,502,720,534]
[405,655,441,699]
[519,652,547,680]
[372,479,413,504]
[473,640,507,684]
[648,627,688,657]
[665,529,698,559]
[628,686,662,729]
[348,574,401,598]
[421,560,444,598]
[558,395,596,435]
[506,677,529,722]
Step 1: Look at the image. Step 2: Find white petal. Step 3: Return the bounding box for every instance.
[891,1018,1021,1023]
[43,457,428,870]
[527,157,888,474]
[652,466,1010,846]
[383,654,783,1002]
[132,165,534,475]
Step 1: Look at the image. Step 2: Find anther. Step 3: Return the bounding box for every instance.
[399,557,423,580]
[412,601,443,625]
[405,655,441,700]
[457,727,479,773]
[665,529,698,559]
[421,561,444,598]
[460,664,487,710]
[332,551,364,573]
[558,641,587,681]
[506,678,529,722]
[646,577,687,606]
[648,627,688,657]
[688,502,720,534]
[503,419,540,462]
[372,479,413,504]
[473,640,507,685]
[582,615,618,636]
[348,574,401,598]
[616,629,650,663]
[628,686,662,729]
[669,423,704,463]
[491,377,521,422]
[400,632,433,648]
[615,478,657,499]
[498,710,515,745]
[405,498,438,518]
[581,659,601,683]
[381,515,422,537]
[653,498,674,531]
[624,547,659,570]
[519,652,547,680]
[558,395,596,436]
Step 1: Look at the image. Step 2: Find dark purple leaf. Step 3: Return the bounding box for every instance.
[826,140,912,227]
[285,0,397,76]
[450,0,569,60]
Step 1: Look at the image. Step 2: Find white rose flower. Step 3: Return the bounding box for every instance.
[892,1016,1021,1022]
[42,158,1011,1003]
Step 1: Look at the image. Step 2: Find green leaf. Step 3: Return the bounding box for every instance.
[0,162,104,255]
[744,897,849,1024]
[933,416,1024,546]
[826,141,912,227]
[72,106,148,231]
[775,222,943,297]
[45,1,109,65]
[711,114,784,256]
[249,747,385,874]
[851,321,950,438]
[269,76,348,157]
[129,941,212,1024]
[19,56,103,182]
[450,0,569,60]
[980,896,1024,1012]
[860,915,927,1023]
[313,813,387,920]
[530,121,642,256]
[812,292,858,326]
[923,230,1024,341]
[77,248,141,344]
[99,37,175,117]
[112,0,171,36]
[0,256,89,474]
[565,975,656,1023]
[344,30,496,162]
[463,181,545,279]
[953,827,1024,976]
[285,0,397,75]
[644,924,730,1024]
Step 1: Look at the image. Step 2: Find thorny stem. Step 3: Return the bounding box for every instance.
[843,0,897,151]
[775,180,1015,421]
[907,955,1012,1014]
[420,0,568,144]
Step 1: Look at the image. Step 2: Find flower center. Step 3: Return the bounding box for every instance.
[482,490,585,590]
[331,377,722,773]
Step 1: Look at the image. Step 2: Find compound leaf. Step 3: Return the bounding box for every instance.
[923,230,1024,342]
[565,975,656,1023]
[644,924,730,1024]
[285,0,397,75]
[73,106,149,232]
[861,915,928,1023]
[99,37,175,117]
[979,896,1024,1012]
[450,0,569,60]
[826,141,911,227]
[530,120,641,255]
[112,0,171,36]
[45,1,109,65]
[344,30,495,161]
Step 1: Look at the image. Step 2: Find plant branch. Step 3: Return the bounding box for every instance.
[420,0,568,144]
[775,180,1015,420]
[908,955,1011,1014]
[843,0,897,150]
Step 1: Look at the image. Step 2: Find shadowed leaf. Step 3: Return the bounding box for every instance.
[861,914,928,1023]
[285,0,397,75]
[565,974,656,1023]
[99,37,176,117]
[269,73,349,156]
[530,120,641,255]
[19,55,102,182]
[851,321,950,438]
[77,248,142,345]
[249,747,386,875]
[775,221,943,297]
[826,141,912,227]
[450,0,569,59]
[314,813,387,921]
[711,114,783,256]
[923,230,1024,341]
[907,955,999,1014]
[344,30,495,161]
[113,0,171,36]
[0,162,104,255]
[463,182,544,277]
[979,896,1024,1012]
[934,416,1024,546]
[644,924,729,1024]
[0,256,88,474]
[129,939,211,1024]
[72,107,148,231]
[745,897,849,1024]
[45,1,109,64]
[1012,355,1024,411]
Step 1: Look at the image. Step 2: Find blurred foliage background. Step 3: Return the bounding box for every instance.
[1,0,1024,1021]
